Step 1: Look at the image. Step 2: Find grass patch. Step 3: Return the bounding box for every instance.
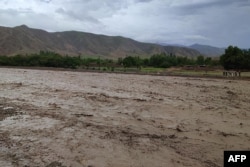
[169,69,250,78]
[141,67,165,73]
[241,72,250,77]
[170,70,222,77]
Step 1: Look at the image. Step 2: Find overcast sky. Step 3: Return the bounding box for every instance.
[0,0,249,48]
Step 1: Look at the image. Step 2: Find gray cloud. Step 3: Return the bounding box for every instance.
[0,0,249,48]
[55,8,100,24]
[174,0,250,15]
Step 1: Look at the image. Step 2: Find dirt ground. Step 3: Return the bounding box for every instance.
[0,68,249,167]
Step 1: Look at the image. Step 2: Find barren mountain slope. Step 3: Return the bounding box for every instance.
[0,25,201,57]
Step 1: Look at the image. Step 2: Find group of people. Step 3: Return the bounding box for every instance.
[223,71,241,77]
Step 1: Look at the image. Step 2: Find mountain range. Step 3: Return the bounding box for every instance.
[189,44,225,57]
[0,25,223,58]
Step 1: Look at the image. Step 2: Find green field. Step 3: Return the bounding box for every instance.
[170,70,221,76]
[80,65,250,78]
[167,69,250,77]
[141,67,165,73]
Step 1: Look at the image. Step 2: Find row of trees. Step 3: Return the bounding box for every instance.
[220,46,250,70]
[0,51,81,69]
[120,53,219,68]
[2,46,249,70]
[0,51,220,69]
[120,46,250,70]
[0,51,118,69]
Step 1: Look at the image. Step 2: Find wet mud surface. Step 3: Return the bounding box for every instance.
[0,68,250,167]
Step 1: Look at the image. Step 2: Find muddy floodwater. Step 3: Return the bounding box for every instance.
[0,68,250,167]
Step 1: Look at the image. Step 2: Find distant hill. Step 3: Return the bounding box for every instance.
[189,44,225,57]
[0,25,201,58]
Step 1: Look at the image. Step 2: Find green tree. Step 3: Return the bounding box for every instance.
[204,57,212,65]
[123,56,137,67]
[149,53,168,68]
[117,57,123,66]
[242,49,250,69]
[143,58,149,66]
[220,46,244,70]
[196,55,205,65]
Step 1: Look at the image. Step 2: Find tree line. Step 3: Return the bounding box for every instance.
[0,46,249,70]
[121,53,219,68]
[0,51,80,69]
[220,46,250,70]
[0,51,219,69]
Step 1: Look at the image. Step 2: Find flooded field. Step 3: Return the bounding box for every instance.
[0,68,250,167]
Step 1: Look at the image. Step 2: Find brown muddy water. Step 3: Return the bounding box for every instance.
[0,68,250,167]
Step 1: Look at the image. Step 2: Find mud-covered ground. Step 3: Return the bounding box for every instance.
[0,68,250,167]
